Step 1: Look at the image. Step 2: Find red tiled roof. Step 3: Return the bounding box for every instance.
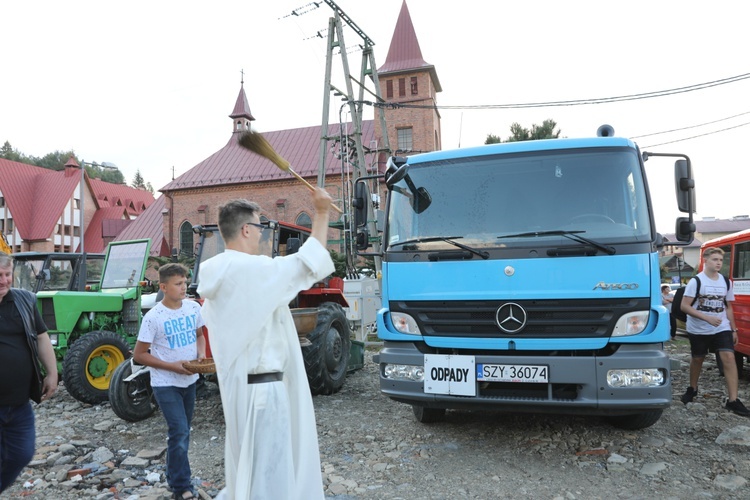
[160,121,376,192]
[0,158,157,251]
[378,0,441,92]
[0,158,80,240]
[89,178,155,216]
[113,195,169,256]
[80,206,129,253]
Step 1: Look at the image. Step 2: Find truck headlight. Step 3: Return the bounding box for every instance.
[611,311,650,337]
[390,312,422,335]
[384,363,424,382]
[607,368,665,388]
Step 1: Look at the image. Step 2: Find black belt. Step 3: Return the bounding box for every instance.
[247,372,283,384]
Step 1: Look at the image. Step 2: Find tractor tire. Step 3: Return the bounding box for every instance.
[109,360,157,422]
[63,330,130,404]
[303,302,351,395]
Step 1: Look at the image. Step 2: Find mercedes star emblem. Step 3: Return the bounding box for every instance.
[495,302,527,334]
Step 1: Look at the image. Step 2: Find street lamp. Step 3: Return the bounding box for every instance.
[676,256,683,283]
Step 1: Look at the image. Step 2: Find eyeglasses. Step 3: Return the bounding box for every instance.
[244,221,265,230]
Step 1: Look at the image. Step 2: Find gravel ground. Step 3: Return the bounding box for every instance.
[5,336,750,499]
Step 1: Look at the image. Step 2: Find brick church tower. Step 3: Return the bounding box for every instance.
[376,0,442,155]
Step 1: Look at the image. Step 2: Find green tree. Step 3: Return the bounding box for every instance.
[505,119,561,142]
[132,170,145,189]
[2,143,127,184]
[33,150,77,170]
[0,141,24,162]
[484,134,502,145]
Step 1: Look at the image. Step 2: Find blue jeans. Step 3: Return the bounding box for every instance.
[0,402,35,494]
[152,383,196,493]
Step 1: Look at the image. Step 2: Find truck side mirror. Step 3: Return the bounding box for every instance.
[674,159,696,214]
[287,237,301,255]
[353,181,369,228]
[356,229,370,251]
[674,217,695,243]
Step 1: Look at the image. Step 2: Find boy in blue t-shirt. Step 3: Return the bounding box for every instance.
[134,263,206,500]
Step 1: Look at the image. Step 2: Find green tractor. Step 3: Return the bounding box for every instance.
[36,239,151,404]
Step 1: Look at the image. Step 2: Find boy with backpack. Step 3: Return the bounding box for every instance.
[679,247,749,416]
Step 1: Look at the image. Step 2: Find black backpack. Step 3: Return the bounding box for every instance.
[670,275,730,322]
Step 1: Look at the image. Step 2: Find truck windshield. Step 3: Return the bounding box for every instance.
[386,147,652,250]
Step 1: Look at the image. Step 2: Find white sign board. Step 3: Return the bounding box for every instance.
[424,354,476,396]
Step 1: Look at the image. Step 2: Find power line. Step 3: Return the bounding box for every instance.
[373,72,750,110]
[641,121,750,148]
[631,111,750,139]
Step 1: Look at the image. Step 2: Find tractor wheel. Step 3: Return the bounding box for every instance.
[63,331,130,404]
[109,360,157,422]
[303,302,351,395]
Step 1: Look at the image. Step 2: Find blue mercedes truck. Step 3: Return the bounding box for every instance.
[354,125,696,429]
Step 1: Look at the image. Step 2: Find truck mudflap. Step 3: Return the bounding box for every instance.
[378,342,671,416]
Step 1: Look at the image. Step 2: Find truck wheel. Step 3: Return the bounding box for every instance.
[412,405,446,423]
[63,331,130,404]
[715,351,745,379]
[605,409,663,430]
[303,302,351,395]
[737,353,746,380]
[109,360,157,422]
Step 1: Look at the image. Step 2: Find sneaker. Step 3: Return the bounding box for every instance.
[725,398,750,417]
[681,386,698,404]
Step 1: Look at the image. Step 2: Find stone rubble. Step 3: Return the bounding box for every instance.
[3,337,750,498]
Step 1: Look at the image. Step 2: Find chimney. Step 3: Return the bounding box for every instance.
[64,156,81,177]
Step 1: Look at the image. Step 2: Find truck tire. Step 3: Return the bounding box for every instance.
[605,409,663,430]
[303,302,351,395]
[63,331,130,404]
[716,351,745,380]
[109,360,157,422]
[412,405,446,423]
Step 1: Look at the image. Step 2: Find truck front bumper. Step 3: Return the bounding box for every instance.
[377,342,671,416]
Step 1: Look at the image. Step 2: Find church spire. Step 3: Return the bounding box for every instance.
[229,72,255,133]
[378,0,441,91]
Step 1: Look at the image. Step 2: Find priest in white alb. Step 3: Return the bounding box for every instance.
[198,188,334,499]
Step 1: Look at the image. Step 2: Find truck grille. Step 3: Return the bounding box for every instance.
[390,298,647,339]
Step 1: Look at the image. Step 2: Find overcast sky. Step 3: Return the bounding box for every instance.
[2,0,748,234]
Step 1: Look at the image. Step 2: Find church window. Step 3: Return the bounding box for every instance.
[179,221,194,257]
[386,80,393,99]
[398,78,406,97]
[411,77,418,95]
[296,212,312,229]
[397,128,413,152]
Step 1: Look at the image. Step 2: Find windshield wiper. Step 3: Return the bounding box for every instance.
[498,230,616,255]
[391,236,489,260]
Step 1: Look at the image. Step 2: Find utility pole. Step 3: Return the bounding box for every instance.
[318,0,390,275]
